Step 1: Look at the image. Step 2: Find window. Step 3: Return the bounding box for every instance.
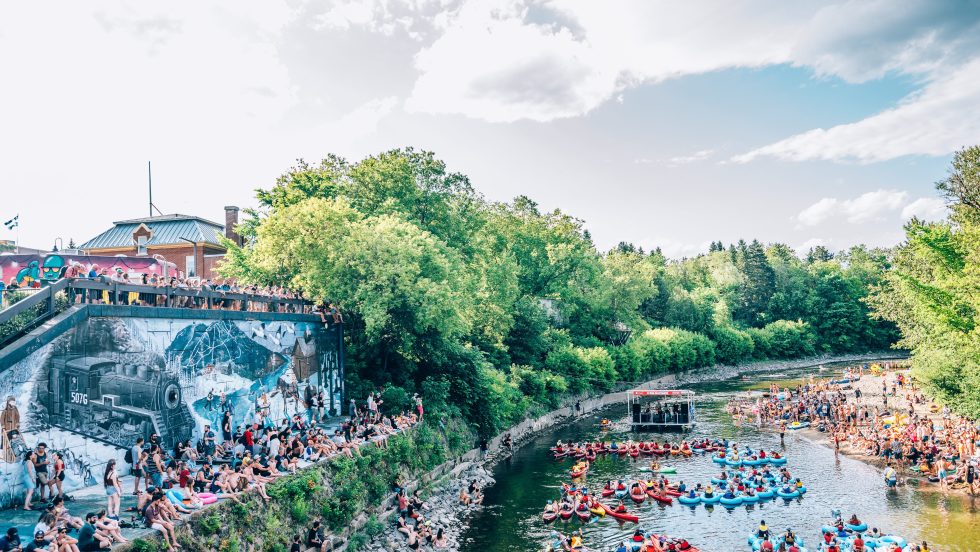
[136,235,148,255]
[186,255,196,277]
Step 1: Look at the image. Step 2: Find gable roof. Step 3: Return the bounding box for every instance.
[79,214,226,250]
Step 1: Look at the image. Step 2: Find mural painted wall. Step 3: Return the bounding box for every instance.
[0,254,177,287]
[0,315,341,507]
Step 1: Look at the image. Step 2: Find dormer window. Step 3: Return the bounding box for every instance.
[132,223,153,256]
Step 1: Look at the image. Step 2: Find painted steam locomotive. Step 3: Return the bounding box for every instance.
[45,356,194,448]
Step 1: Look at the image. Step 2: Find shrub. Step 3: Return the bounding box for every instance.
[129,539,161,552]
[198,514,222,536]
[364,515,385,537]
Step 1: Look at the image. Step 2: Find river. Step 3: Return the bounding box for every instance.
[459,361,980,552]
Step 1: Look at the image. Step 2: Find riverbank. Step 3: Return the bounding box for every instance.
[366,352,905,552]
[794,366,980,497]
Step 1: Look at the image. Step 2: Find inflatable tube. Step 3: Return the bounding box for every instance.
[677,494,700,505]
[743,457,763,466]
[741,493,759,503]
[725,457,743,467]
[878,535,906,549]
[719,495,743,507]
[710,477,728,485]
[788,421,810,430]
[598,503,639,524]
[756,488,775,499]
[712,454,727,464]
[768,456,787,465]
[700,493,721,504]
[198,492,218,505]
[820,525,837,535]
[776,488,800,499]
[845,522,868,532]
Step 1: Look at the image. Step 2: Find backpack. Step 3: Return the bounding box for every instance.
[124,448,133,464]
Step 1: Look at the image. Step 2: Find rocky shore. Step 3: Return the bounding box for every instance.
[363,462,495,552]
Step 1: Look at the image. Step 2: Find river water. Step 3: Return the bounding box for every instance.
[459,361,980,552]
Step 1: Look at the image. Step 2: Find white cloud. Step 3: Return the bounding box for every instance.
[634,149,714,166]
[797,198,840,226]
[797,238,827,252]
[733,59,980,163]
[901,197,948,221]
[668,149,714,166]
[796,189,920,227]
[319,96,400,140]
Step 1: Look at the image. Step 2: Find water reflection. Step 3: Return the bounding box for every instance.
[460,363,979,552]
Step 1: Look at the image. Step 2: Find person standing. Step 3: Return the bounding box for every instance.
[21,450,36,510]
[51,453,65,499]
[104,460,122,520]
[129,438,145,496]
[33,443,50,503]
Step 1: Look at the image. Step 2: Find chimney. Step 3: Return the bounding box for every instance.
[224,206,241,246]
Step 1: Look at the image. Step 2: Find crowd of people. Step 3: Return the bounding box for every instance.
[728,364,980,494]
[59,264,331,315]
[7,390,420,551]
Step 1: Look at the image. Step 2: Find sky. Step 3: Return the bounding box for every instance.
[2,1,980,259]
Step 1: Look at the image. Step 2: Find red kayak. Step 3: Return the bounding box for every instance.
[575,507,591,521]
[559,509,573,520]
[646,490,673,504]
[629,449,640,458]
[598,503,639,524]
[651,446,667,456]
[629,490,646,503]
[601,488,614,498]
[543,510,558,523]
[663,489,682,497]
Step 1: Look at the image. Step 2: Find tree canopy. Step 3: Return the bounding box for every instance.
[222,147,899,438]
[868,146,980,417]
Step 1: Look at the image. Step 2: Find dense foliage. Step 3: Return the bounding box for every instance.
[221,148,897,438]
[869,146,980,417]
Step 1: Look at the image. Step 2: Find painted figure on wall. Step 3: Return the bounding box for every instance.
[1,397,21,463]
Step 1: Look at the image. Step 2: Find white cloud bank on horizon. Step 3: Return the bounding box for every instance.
[392,0,980,162]
[796,189,948,227]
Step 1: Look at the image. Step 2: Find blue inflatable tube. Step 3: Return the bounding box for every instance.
[677,494,700,505]
[756,488,775,499]
[712,454,727,464]
[879,535,907,549]
[776,488,800,499]
[725,457,743,467]
[845,522,868,532]
[710,477,728,485]
[768,456,787,465]
[719,495,743,507]
[741,493,759,503]
[743,457,763,466]
[701,493,721,504]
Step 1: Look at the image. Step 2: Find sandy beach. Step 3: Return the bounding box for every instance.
[790,366,979,496]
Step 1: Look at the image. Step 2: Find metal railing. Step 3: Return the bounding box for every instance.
[0,278,316,350]
[0,279,69,348]
[65,278,313,312]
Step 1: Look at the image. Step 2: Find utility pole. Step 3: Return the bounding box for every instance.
[148,161,153,217]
